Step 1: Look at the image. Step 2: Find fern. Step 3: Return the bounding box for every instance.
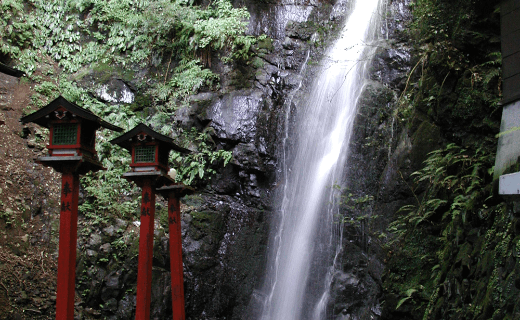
[390,143,493,239]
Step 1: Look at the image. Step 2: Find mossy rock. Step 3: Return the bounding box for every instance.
[127,233,141,260]
[129,94,153,112]
[455,242,473,269]
[189,210,225,242]
[476,251,494,277]
[251,57,264,69]
[183,195,204,208]
[256,37,274,52]
[502,271,520,311]
[410,120,442,169]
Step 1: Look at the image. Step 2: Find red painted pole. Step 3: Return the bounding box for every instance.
[168,194,185,320]
[135,178,156,320]
[55,171,80,320]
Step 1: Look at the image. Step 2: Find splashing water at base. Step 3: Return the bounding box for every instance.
[259,0,382,319]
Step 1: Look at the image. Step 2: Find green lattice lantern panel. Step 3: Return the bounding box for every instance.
[52,124,78,145]
[135,146,156,163]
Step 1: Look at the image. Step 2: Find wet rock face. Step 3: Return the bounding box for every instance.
[170,0,353,317]
[371,0,413,91]
[326,240,383,320]
[243,0,324,40]
[384,0,413,41]
[181,194,270,319]
[204,90,264,142]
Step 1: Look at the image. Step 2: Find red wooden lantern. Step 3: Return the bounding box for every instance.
[21,95,122,320]
[21,95,123,174]
[111,123,190,175]
[110,123,190,320]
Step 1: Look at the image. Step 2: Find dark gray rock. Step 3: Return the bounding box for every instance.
[105,271,121,290]
[245,0,316,40]
[103,226,117,237]
[205,90,264,143]
[211,165,241,195]
[88,234,102,247]
[85,249,98,263]
[104,298,119,312]
[114,218,128,230]
[116,294,135,319]
[150,269,171,319]
[232,143,265,172]
[99,243,112,255]
[179,193,270,320]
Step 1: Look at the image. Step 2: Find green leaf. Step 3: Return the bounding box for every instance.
[396,296,411,310]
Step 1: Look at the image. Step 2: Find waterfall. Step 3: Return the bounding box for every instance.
[260,0,382,319]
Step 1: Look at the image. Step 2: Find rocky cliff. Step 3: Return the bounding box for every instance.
[1,0,513,319]
[1,0,412,318]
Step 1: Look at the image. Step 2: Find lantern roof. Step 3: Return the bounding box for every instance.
[156,184,195,198]
[21,96,123,132]
[0,63,25,78]
[110,123,191,154]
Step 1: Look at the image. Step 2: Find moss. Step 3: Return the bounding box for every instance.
[251,57,264,69]
[157,206,169,229]
[455,242,473,268]
[227,67,254,89]
[127,233,140,259]
[183,194,204,207]
[129,94,153,112]
[382,230,439,317]
[477,251,494,277]
[409,121,442,167]
[256,37,274,52]
[189,210,225,241]
[72,67,91,80]
[91,62,114,83]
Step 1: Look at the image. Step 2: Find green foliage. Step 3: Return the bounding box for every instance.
[396,288,419,310]
[9,0,259,100]
[165,59,220,105]
[79,147,140,221]
[396,0,501,135]
[383,0,509,318]
[192,0,249,50]
[389,143,493,240]
[384,142,497,317]
[76,0,254,67]
[339,191,375,225]
[409,0,499,49]
[171,129,232,185]
[34,81,58,96]
[0,0,34,58]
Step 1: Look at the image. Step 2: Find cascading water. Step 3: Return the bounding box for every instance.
[259,0,382,319]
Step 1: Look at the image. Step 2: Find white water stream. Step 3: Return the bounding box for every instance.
[260,0,382,319]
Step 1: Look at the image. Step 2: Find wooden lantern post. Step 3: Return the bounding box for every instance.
[156,184,194,320]
[110,124,190,320]
[20,96,122,320]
